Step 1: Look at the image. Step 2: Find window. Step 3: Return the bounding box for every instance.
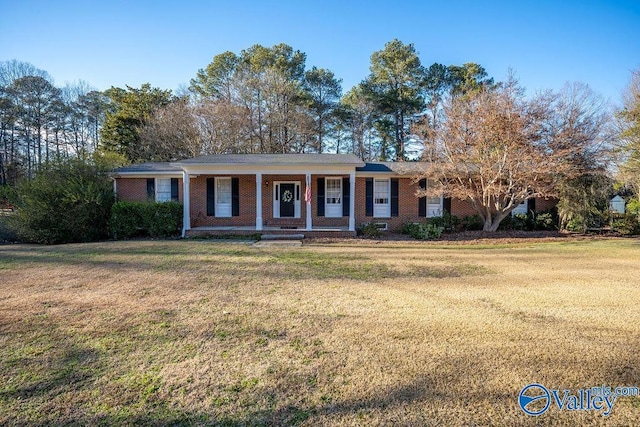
[512,199,528,216]
[215,177,232,217]
[374,179,390,217]
[156,178,172,202]
[325,178,342,217]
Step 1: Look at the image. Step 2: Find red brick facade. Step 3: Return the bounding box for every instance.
[354,177,425,230]
[116,178,183,203]
[115,174,557,232]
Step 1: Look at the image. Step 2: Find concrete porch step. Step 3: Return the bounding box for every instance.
[261,233,305,240]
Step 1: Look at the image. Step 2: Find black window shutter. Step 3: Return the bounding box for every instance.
[206,178,215,216]
[443,197,452,214]
[391,178,399,217]
[418,178,427,217]
[147,178,155,200]
[317,177,325,217]
[232,177,240,217]
[171,178,179,201]
[365,178,373,217]
[528,197,536,213]
[342,177,350,217]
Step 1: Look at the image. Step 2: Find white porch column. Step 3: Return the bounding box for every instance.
[182,171,191,237]
[349,172,356,231]
[256,173,263,231]
[306,173,312,231]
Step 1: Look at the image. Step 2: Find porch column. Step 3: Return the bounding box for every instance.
[349,172,356,231]
[306,173,312,231]
[256,173,263,231]
[182,171,191,237]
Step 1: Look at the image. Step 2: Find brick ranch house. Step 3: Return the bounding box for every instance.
[111,153,555,238]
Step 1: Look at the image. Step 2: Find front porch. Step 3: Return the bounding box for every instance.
[177,160,362,238]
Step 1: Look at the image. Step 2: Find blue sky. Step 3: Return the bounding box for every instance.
[1,0,638,103]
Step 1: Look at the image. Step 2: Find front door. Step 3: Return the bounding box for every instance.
[279,183,295,217]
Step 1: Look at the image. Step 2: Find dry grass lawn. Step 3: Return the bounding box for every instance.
[1,238,639,426]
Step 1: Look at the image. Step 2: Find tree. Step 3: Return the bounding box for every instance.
[363,39,426,160]
[447,63,495,97]
[618,68,640,195]
[6,158,114,244]
[552,82,612,231]
[303,67,342,152]
[6,76,61,177]
[0,60,50,88]
[188,43,327,154]
[417,75,608,231]
[340,85,377,160]
[100,84,173,162]
[0,61,52,184]
[139,97,202,161]
[422,63,452,133]
[189,51,239,101]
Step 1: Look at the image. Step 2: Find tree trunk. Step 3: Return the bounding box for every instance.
[483,212,506,232]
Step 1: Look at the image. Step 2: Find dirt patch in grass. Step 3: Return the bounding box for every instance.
[1,239,639,425]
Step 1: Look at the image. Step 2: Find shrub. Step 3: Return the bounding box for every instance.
[612,213,640,235]
[110,201,182,239]
[499,209,558,231]
[7,160,114,244]
[357,222,382,239]
[534,212,556,231]
[145,202,183,237]
[0,216,18,243]
[401,222,444,240]
[428,213,459,232]
[110,201,145,239]
[628,199,640,216]
[461,214,483,231]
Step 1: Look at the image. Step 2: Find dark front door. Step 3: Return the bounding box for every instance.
[279,183,295,217]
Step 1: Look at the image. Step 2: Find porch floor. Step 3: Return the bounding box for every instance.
[189,226,350,232]
[185,225,355,238]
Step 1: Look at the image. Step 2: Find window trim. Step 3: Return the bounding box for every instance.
[373,178,391,218]
[155,178,172,202]
[215,177,232,218]
[325,177,342,218]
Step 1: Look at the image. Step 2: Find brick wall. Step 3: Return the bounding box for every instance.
[262,174,306,227]
[354,177,424,231]
[116,177,183,202]
[310,174,349,228]
[535,197,557,212]
[190,175,256,227]
[451,198,476,217]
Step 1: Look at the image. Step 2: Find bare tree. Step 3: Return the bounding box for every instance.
[617,68,640,195]
[139,98,202,161]
[417,75,609,231]
[196,100,252,154]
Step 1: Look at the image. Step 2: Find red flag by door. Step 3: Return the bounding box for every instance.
[305,185,311,204]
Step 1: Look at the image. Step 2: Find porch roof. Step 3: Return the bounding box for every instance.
[111,162,182,175]
[175,153,365,166]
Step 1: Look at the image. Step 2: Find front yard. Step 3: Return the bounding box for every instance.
[1,238,639,425]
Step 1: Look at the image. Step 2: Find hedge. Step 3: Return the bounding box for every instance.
[110,201,182,239]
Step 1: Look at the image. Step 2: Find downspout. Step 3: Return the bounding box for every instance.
[112,175,117,200]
